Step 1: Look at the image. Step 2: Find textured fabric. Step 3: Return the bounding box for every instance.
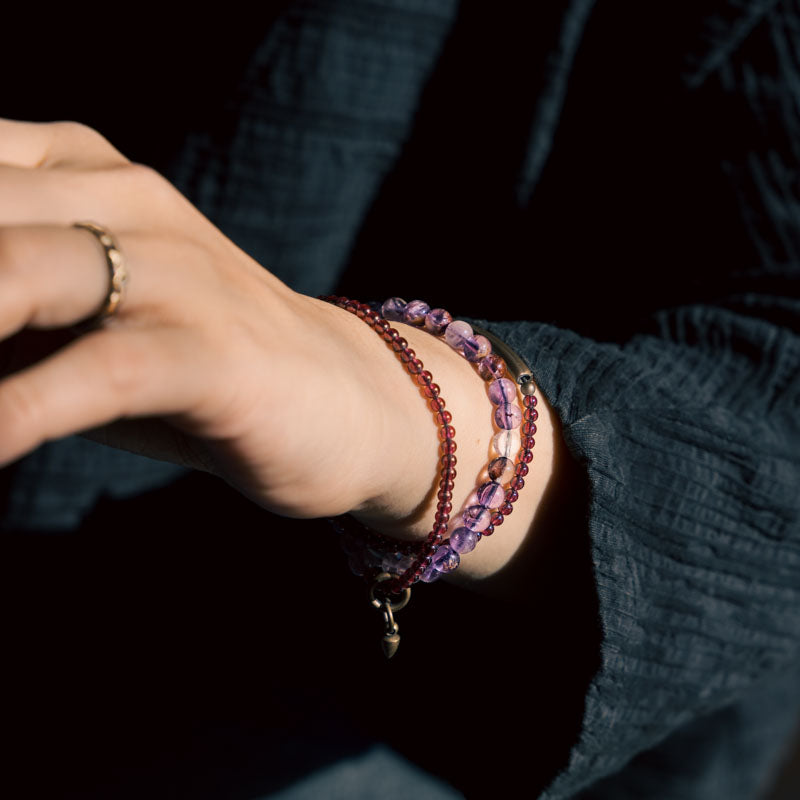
[1,1,799,798]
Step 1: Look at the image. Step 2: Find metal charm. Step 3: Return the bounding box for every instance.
[369,573,412,659]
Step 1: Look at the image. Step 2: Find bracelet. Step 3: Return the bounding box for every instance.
[321,295,454,657]
[380,299,537,584]
[320,295,537,658]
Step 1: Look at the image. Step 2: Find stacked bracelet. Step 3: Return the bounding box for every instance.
[320,295,537,657]
[379,298,537,585]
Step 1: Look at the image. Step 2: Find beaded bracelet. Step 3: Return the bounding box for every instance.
[379,298,537,584]
[320,295,538,657]
[321,295,455,656]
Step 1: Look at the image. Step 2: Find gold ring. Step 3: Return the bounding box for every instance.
[72,220,128,323]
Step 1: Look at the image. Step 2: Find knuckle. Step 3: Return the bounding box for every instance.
[50,121,128,165]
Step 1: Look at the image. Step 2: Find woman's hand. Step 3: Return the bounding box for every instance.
[0,118,565,587]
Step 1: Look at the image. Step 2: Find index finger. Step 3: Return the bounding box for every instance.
[0,118,128,169]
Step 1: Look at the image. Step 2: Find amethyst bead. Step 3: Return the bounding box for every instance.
[420,562,444,583]
[477,481,505,508]
[488,378,518,405]
[463,505,492,532]
[432,544,460,573]
[444,320,473,353]
[450,527,479,554]
[425,308,453,335]
[463,335,491,363]
[381,297,407,321]
[404,299,430,325]
[494,402,523,430]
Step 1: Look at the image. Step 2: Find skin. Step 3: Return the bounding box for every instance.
[0,118,569,592]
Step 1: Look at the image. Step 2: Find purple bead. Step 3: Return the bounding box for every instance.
[424,307,453,335]
[404,299,430,326]
[420,562,444,583]
[463,335,491,363]
[463,505,492,532]
[489,378,518,405]
[450,527,479,554]
[494,402,523,430]
[477,481,505,508]
[432,544,460,573]
[381,297,407,321]
[444,320,473,353]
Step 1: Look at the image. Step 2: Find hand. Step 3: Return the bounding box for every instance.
[0,118,566,588]
[0,118,419,520]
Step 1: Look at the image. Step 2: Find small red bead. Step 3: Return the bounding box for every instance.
[440,440,457,455]
[429,396,445,411]
[417,370,433,385]
[436,410,452,425]
[435,512,450,525]
[392,337,408,352]
[437,501,453,516]
[440,454,457,470]
[365,312,380,326]
[522,450,534,463]
[511,476,525,490]
[437,489,453,503]
[383,327,400,342]
[523,395,538,407]
[441,467,457,481]
[529,407,539,421]
[505,488,519,503]
[441,479,455,492]
[375,319,390,333]
[434,523,448,537]
[482,524,494,537]
[438,425,456,441]
[400,348,416,363]
[424,383,441,398]
[407,359,423,374]
[499,502,514,515]
[490,512,505,527]
[515,463,529,477]
[522,422,537,436]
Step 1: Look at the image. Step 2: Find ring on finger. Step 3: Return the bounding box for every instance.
[72,220,128,325]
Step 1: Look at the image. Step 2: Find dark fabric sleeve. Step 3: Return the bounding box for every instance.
[481,293,800,798]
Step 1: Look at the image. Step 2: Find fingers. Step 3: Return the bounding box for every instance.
[0,325,206,467]
[0,225,118,336]
[0,119,128,169]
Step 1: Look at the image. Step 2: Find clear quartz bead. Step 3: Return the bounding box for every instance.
[492,429,521,459]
